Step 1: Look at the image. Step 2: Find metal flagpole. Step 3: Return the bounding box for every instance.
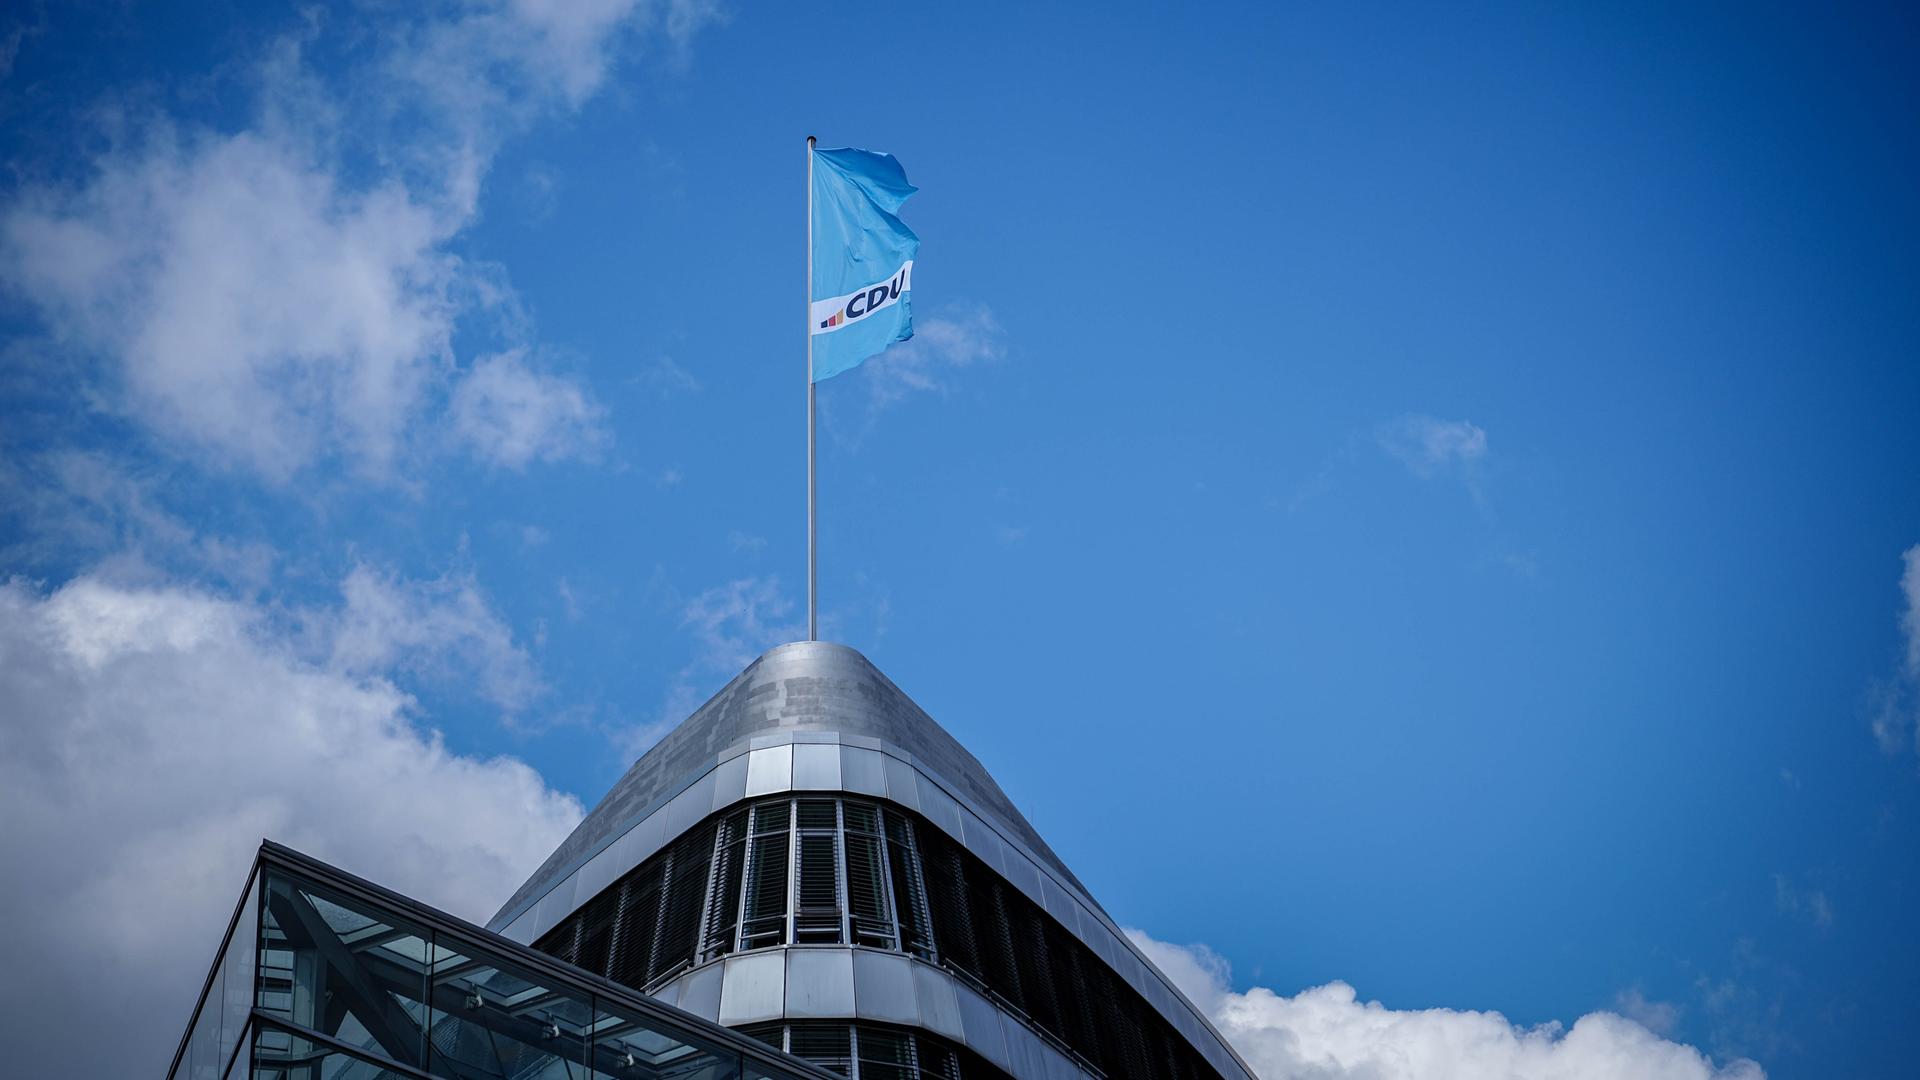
[806,135,817,642]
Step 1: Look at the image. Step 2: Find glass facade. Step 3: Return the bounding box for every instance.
[539,799,937,985]
[168,844,843,1080]
[534,797,1215,1080]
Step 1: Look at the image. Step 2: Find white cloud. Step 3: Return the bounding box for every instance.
[2,127,459,479]
[681,574,800,676]
[1772,874,1834,930]
[1870,544,1920,758]
[1127,931,1764,1080]
[326,563,544,712]
[861,304,1005,409]
[450,349,606,469]
[634,355,703,398]
[1900,544,1920,676]
[1378,415,1489,477]
[0,574,583,1077]
[1614,988,1683,1037]
[0,450,278,592]
[0,2,712,482]
[616,575,800,758]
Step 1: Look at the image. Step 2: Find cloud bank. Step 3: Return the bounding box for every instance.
[1128,931,1764,1080]
[0,573,584,1076]
[0,0,712,481]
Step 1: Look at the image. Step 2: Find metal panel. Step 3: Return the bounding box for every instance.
[571,835,622,906]
[910,962,964,1041]
[710,751,750,812]
[650,973,684,1009]
[1000,1015,1049,1080]
[499,912,537,946]
[606,809,666,884]
[916,774,963,839]
[1173,1005,1208,1059]
[667,772,718,837]
[530,871,579,935]
[1116,949,1150,998]
[1145,976,1179,1031]
[1066,901,1099,952]
[743,745,794,797]
[1040,1041,1086,1080]
[839,746,886,797]
[677,960,725,1023]
[791,743,842,791]
[959,813,1009,878]
[1087,920,1120,970]
[717,952,786,1025]
[999,847,1044,908]
[851,950,917,1025]
[953,982,1011,1073]
[881,755,921,811]
[1040,875,1077,931]
[784,949,856,1018]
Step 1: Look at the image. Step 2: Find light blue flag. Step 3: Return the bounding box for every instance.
[811,147,918,382]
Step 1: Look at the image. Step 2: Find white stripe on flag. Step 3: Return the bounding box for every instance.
[811,260,913,335]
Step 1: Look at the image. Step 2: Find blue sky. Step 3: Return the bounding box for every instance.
[2,2,1917,1077]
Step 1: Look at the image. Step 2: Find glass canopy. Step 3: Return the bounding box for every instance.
[168,842,842,1080]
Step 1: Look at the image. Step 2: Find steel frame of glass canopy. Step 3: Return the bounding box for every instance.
[167,841,848,1080]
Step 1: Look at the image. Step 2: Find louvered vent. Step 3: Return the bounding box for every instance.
[649,818,717,985]
[884,811,936,960]
[701,807,749,962]
[844,803,896,949]
[789,1022,853,1075]
[855,1025,916,1080]
[741,801,791,950]
[794,800,843,943]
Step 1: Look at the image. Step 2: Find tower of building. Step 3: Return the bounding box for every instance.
[487,641,1256,1080]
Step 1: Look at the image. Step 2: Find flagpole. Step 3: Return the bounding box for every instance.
[806,135,817,642]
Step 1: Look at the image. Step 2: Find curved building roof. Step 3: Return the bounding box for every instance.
[493,641,1082,926]
[487,640,1257,1080]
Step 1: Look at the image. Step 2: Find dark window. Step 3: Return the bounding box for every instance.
[531,793,1225,1080]
[702,807,749,961]
[741,802,792,950]
[794,800,844,943]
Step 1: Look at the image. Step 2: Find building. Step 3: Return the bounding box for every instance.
[489,642,1254,1080]
[170,642,1256,1080]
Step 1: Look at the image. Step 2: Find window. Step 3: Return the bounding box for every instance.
[545,797,930,974]
[741,801,793,950]
[530,795,1226,1080]
[794,801,844,943]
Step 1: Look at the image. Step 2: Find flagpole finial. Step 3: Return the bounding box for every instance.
[807,135,816,147]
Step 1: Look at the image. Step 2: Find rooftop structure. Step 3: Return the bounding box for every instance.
[491,641,1256,1080]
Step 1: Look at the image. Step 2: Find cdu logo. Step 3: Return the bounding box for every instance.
[816,262,912,332]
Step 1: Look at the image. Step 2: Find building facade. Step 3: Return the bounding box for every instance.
[488,642,1256,1080]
